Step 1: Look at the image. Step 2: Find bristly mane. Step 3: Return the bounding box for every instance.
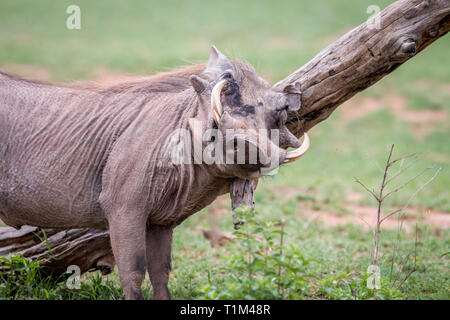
[0,64,206,95]
[90,60,257,95]
[92,63,207,95]
[1,60,257,96]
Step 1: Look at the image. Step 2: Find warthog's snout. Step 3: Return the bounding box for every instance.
[224,132,309,169]
[224,136,275,171]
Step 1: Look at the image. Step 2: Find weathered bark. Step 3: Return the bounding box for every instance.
[0,226,114,275]
[276,0,450,137]
[1,0,449,276]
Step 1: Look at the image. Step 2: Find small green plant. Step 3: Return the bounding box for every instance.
[198,206,314,299]
[315,271,403,300]
[0,253,62,299]
[0,253,125,300]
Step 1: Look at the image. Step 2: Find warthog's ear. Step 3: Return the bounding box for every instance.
[283,81,302,112]
[190,75,209,94]
[204,45,233,78]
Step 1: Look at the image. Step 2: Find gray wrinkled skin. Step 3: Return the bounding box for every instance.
[0,47,301,299]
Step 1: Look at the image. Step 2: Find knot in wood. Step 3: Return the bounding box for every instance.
[393,36,417,60]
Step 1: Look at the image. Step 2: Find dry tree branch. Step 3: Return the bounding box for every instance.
[371,144,395,272]
[385,154,422,186]
[381,167,442,223]
[381,166,435,201]
[388,153,418,168]
[355,144,441,291]
[354,178,379,201]
[278,0,450,137]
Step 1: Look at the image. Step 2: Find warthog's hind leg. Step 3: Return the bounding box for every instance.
[146,224,173,300]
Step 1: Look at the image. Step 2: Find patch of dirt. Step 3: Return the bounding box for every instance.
[414,79,450,95]
[206,186,449,234]
[387,95,447,132]
[340,94,448,138]
[1,63,52,81]
[298,203,450,232]
[270,185,304,199]
[346,191,364,202]
[340,96,381,122]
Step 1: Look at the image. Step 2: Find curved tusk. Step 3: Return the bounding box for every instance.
[283,133,310,163]
[188,118,204,163]
[211,80,226,124]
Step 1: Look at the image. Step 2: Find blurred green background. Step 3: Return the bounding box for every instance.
[0,0,448,300]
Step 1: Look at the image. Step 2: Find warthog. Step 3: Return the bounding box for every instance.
[0,47,309,299]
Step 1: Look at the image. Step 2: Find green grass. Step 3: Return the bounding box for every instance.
[0,0,425,82]
[0,0,448,300]
[406,90,449,111]
[2,207,448,300]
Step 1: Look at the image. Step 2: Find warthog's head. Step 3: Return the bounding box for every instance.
[187,46,309,179]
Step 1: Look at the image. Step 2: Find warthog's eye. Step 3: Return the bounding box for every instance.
[220,71,237,94]
[221,71,234,80]
[223,81,239,96]
[274,106,288,126]
[276,105,289,112]
[219,71,240,106]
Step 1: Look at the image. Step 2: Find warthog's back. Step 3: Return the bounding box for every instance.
[0,72,144,228]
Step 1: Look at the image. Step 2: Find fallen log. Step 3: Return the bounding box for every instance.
[0,226,114,275]
[0,0,448,276]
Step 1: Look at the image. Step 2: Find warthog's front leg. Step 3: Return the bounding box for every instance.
[146,224,173,300]
[108,214,147,300]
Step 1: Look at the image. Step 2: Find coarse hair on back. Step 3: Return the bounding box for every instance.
[90,63,207,95]
[90,59,257,95]
[0,63,206,95]
[0,59,257,97]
